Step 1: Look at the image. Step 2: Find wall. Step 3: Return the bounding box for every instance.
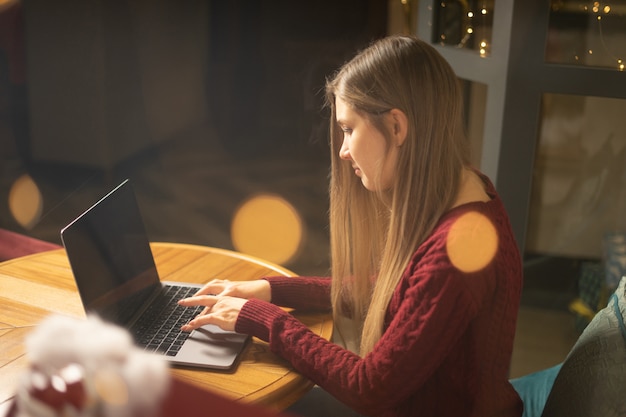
[23,0,210,170]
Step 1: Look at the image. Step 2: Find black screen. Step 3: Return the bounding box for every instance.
[61,179,161,325]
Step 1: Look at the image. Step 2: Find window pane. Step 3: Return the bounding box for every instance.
[526,93,626,259]
[547,0,626,70]
[433,0,495,57]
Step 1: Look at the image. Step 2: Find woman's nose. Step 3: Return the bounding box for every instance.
[339,141,351,160]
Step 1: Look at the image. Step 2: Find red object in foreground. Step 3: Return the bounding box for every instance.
[7,375,297,417]
[161,377,296,417]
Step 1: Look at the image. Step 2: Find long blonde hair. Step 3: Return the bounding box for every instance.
[325,35,470,355]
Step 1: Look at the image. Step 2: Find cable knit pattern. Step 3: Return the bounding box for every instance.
[266,276,332,311]
[235,174,523,417]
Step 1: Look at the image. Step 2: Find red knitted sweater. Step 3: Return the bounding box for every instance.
[236,178,523,417]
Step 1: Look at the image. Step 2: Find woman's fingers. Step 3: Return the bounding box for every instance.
[179,295,246,333]
[178,295,218,331]
[178,294,218,308]
[192,279,271,302]
[181,313,218,332]
[193,279,230,296]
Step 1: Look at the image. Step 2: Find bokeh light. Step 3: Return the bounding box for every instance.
[8,174,44,229]
[446,211,498,273]
[230,194,304,265]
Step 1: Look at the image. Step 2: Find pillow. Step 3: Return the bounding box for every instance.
[510,364,562,417]
[540,276,626,417]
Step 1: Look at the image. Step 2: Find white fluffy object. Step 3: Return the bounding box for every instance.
[17,314,170,417]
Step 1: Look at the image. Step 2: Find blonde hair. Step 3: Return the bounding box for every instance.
[325,35,470,355]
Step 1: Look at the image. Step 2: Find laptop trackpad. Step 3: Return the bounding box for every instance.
[170,325,249,370]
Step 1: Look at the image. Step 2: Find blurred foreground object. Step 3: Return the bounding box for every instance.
[9,314,296,417]
[14,314,170,417]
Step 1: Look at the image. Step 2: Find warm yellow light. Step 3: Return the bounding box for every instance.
[467,27,474,34]
[468,11,474,18]
[446,211,498,273]
[604,5,611,13]
[0,0,19,11]
[230,194,304,265]
[8,174,43,229]
[481,8,487,14]
[479,40,488,57]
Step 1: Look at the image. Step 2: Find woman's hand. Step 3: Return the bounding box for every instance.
[191,278,271,302]
[178,295,247,332]
[178,279,270,332]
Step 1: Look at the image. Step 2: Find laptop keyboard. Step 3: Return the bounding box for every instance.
[130,285,203,357]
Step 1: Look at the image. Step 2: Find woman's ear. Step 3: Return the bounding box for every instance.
[388,109,408,147]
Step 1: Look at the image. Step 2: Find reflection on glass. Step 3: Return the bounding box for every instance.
[526,93,626,259]
[547,0,625,70]
[433,0,495,57]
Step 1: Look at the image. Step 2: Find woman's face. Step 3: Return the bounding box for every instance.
[335,97,401,192]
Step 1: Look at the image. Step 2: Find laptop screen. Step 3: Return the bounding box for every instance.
[61,179,161,325]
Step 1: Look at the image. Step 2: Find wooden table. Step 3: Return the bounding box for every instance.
[0,242,332,412]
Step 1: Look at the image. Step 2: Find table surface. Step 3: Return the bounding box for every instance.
[0,242,333,411]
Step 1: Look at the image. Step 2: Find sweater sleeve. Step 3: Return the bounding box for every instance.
[264,276,332,311]
[236,252,489,416]
[236,197,521,416]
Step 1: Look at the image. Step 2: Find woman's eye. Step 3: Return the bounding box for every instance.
[341,127,353,134]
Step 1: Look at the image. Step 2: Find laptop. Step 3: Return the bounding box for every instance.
[60,179,249,370]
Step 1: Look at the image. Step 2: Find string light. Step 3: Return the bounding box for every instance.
[558,1,625,71]
[479,40,488,57]
[592,1,624,71]
[437,0,623,67]
[437,0,493,57]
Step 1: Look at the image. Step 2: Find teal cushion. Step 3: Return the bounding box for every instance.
[540,276,626,417]
[510,364,562,417]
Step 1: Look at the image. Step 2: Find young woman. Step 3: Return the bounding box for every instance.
[179,35,523,417]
